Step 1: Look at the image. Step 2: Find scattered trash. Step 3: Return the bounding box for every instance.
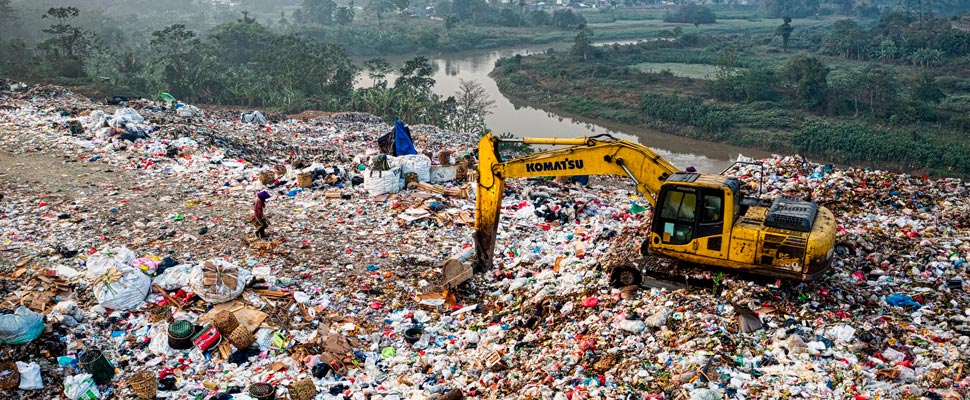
[0,83,967,399]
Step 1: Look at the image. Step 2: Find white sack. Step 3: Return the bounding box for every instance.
[392,155,432,182]
[188,259,253,304]
[92,267,151,310]
[363,167,402,197]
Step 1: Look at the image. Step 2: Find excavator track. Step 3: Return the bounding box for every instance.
[604,225,744,290]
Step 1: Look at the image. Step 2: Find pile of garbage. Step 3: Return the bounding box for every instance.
[0,84,968,400]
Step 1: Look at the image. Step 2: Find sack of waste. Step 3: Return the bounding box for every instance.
[0,306,45,345]
[91,266,151,310]
[189,259,252,304]
[391,154,432,182]
[16,361,43,390]
[85,247,136,279]
[363,167,402,197]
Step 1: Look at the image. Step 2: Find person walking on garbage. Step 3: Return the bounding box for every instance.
[252,191,271,239]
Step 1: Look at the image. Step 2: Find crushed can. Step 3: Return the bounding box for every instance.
[192,325,221,352]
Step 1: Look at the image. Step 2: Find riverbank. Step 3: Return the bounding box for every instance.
[491,35,970,178]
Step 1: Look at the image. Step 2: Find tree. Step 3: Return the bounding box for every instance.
[777,16,794,53]
[662,4,716,24]
[552,9,585,29]
[151,24,204,98]
[365,58,393,88]
[782,55,829,110]
[909,47,942,67]
[395,56,436,96]
[528,9,550,26]
[453,79,496,133]
[877,38,898,62]
[366,0,394,27]
[39,7,93,77]
[303,0,337,25]
[908,72,944,103]
[571,24,594,61]
[824,19,869,60]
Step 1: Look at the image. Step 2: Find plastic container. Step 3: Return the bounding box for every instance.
[167,320,195,350]
[192,325,221,352]
[79,350,115,384]
[404,327,424,345]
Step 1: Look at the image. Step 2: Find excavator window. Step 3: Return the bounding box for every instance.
[658,189,696,245]
[702,195,722,223]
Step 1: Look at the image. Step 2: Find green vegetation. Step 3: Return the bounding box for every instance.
[494,12,970,176]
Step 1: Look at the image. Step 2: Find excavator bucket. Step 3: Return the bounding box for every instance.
[439,258,473,289]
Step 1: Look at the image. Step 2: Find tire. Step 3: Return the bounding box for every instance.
[610,265,642,288]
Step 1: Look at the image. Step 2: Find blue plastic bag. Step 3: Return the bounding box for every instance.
[0,306,45,345]
[886,294,921,309]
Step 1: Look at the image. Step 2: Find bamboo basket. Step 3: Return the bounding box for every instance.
[297,173,313,188]
[128,370,158,399]
[287,378,317,400]
[248,382,276,400]
[259,172,275,185]
[230,326,256,349]
[404,172,419,190]
[0,362,19,390]
[212,310,239,336]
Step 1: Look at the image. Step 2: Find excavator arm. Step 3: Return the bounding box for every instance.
[472,133,680,271]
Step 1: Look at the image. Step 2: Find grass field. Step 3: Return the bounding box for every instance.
[632,62,741,79]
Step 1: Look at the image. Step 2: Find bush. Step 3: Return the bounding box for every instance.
[663,5,716,24]
[640,93,732,133]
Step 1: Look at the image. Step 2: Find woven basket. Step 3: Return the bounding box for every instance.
[297,173,313,188]
[259,172,275,185]
[229,326,255,349]
[0,362,19,390]
[287,378,317,400]
[146,306,173,323]
[212,310,239,336]
[168,320,195,350]
[248,382,276,400]
[129,370,158,399]
[404,172,419,189]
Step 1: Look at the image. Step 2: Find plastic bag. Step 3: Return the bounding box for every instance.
[114,107,144,123]
[92,267,151,310]
[16,361,43,390]
[0,306,45,345]
[152,264,193,291]
[85,247,136,279]
[63,374,100,400]
[148,322,171,355]
[363,167,401,197]
[391,155,431,182]
[430,166,458,183]
[188,259,253,304]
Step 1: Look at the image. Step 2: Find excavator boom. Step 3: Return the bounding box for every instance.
[473,133,679,271]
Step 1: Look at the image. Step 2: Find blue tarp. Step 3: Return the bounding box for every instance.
[393,120,417,156]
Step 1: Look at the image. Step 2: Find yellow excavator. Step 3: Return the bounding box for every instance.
[460,133,837,285]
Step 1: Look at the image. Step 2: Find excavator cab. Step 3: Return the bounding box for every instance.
[649,173,737,259]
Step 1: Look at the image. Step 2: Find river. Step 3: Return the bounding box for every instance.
[364,41,772,173]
